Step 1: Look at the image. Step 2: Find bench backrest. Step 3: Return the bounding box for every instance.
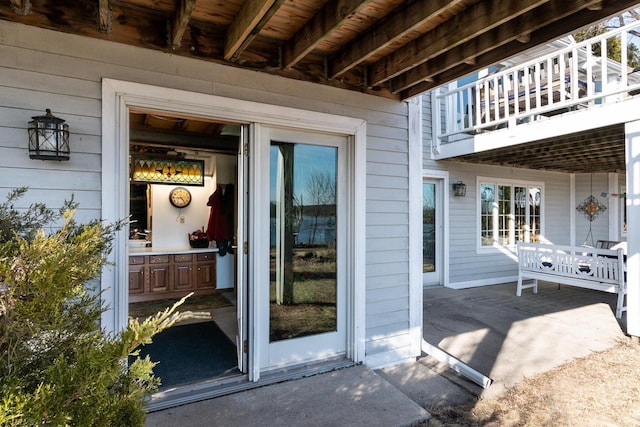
[517,242,625,285]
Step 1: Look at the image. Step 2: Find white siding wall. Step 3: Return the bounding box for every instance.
[428,160,574,287]
[420,92,627,288]
[0,21,413,365]
[574,173,612,246]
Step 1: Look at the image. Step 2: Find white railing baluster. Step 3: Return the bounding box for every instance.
[559,53,566,102]
[547,57,553,107]
[601,38,608,95]
[524,67,531,113]
[493,76,500,123]
[513,70,520,117]
[467,86,474,128]
[586,43,594,105]
[621,31,628,90]
[475,82,481,127]
[503,75,509,123]
[571,51,579,102]
[483,80,490,124]
[456,90,467,130]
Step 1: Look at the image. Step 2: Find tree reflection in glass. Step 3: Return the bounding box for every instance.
[269,142,337,342]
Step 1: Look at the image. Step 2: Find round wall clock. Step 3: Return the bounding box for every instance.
[169,187,192,208]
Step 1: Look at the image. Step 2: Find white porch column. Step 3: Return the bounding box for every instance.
[625,121,640,338]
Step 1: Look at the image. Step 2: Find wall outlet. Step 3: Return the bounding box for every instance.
[179,215,185,223]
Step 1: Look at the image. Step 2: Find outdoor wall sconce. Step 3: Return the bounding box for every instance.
[28,109,70,161]
[453,181,467,197]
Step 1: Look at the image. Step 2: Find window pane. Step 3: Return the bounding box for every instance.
[497,185,511,245]
[480,181,542,247]
[514,186,527,243]
[529,187,541,242]
[480,184,495,246]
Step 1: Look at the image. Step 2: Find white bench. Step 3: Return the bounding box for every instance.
[516,242,627,318]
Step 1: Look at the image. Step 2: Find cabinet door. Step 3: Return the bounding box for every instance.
[174,262,194,290]
[173,254,194,291]
[147,255,170,293]
[128,264,146,295]
[195,253,216,289]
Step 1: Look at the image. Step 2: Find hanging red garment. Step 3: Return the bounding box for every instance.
[206,184,232,241]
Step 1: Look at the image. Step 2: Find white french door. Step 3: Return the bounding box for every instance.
[257,127,348,371]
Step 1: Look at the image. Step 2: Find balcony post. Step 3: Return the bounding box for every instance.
[625,120,640,338]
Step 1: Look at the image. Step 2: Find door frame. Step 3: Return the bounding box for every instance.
[101,79,367,381]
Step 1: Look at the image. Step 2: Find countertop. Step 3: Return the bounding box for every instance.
[129,246,219,256]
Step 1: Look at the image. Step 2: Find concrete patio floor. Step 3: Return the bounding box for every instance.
[146,281,627,426]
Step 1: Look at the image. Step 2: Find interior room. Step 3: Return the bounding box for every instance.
[126,110,242,389]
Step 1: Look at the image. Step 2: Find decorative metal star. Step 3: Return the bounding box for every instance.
[576,195,607,222]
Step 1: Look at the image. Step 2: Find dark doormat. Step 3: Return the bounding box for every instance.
[129,293,232,318]
[136,321,239,389]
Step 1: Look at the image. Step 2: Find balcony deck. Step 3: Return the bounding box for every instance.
[432,21,640,170]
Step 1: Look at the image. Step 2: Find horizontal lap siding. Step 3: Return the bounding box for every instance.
[366,116,411,359]
[0,21,413,364]
[0,46,102,223]
[446,162,570,286]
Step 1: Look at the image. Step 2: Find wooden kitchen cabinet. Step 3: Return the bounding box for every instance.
[173,254,194,291]
[148,255,171,294]
[128,251,217,302]
[195,252,216,289]
[128,256,146,295]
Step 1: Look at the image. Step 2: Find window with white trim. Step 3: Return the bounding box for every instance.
[479,179,542,248]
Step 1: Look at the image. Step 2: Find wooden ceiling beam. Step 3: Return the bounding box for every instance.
[224,0,281,60]
[399,0,640,99]
[368,0,550,87]
[170,0,196,49]
[10,0,29,15]
[282,0,373,69]
[98,0,111,34]
[390,0,602,94]
[224,0,285,61]
[329,0,461,78]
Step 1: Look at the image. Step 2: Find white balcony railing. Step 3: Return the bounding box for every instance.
[434,21,640,144]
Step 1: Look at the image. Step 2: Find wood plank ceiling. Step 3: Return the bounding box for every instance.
[2,0,640,100]
[451,125,626,173]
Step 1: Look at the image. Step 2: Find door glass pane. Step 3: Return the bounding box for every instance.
[422,183,436,273]
[269,142,337,342]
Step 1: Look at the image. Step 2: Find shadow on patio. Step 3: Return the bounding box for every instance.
[426,282,626,398]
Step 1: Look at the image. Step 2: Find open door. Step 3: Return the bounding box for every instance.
[258,127,348,371]
[235,125,249,375]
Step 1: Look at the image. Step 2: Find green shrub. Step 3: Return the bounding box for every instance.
[0,188,205,426]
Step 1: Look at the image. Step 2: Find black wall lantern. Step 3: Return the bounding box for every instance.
[453,181,467,197]
[28,109,70,161]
